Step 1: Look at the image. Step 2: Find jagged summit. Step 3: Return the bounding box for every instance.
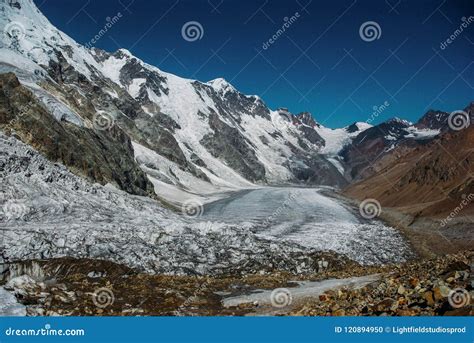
[386,117,412,126]
[116,48,134,57]
[206,77,236,94]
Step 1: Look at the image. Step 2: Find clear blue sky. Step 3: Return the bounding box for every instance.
[37,0,473,128]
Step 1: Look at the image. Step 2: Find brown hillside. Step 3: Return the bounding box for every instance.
[345,125,474,219]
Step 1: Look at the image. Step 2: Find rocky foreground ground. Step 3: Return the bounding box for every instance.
[1,251,472,316]
[290,251,473,316]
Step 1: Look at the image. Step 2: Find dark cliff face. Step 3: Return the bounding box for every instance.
[200,112,267,183]
[0,72,155,197]
[415,110,450,131]
[341,119,409,180]
[415,102,474,132]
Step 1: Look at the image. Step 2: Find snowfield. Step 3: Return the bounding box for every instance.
[0,133,336,276]
[203,187,413,265]
[0,133,412,276]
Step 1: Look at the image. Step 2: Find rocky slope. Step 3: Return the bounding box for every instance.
[0,72,155,196]
[290,251,473,316]
[342,117,444,182]
[346,127,474,216]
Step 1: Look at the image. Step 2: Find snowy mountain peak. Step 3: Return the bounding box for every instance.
[116,48,134,58]
[345,122,373,133]
[0,0,100,79]
[296,112,319,127]
[207,77,236,94]
[386,117,412,126]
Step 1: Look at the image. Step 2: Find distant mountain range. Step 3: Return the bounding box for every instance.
[346,102,474,219]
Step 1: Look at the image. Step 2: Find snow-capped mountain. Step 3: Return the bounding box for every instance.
[0,0,375,204]
[341,117,441,180]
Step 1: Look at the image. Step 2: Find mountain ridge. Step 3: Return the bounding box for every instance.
[0,0,470,206]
